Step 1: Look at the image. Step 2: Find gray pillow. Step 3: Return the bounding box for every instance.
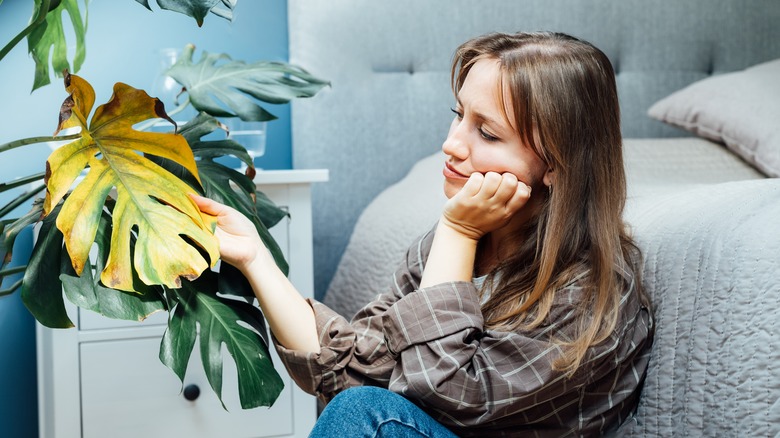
[647,59,780,177]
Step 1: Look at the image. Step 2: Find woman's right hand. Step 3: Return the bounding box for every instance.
[441,171,531,241]
[190,194,268,273]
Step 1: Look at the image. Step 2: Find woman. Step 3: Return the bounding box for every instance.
[193,31,653,437]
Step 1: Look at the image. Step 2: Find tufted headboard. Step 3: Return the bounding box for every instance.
[287,0,780,298]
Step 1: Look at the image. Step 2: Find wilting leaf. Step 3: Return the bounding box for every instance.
[21,202,74,328]
[167,44,330,121]
[27,0,87,91]
[44,72,219,292]
[61,208,167,321]
[134,0,234,26]
[160,270,284,409]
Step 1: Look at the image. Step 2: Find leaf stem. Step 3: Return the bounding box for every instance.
[0,0,52,64]
[0,184,46,219]
[0,278,23,297]
[0,265,27,277]
[0,173,45,194]
[0,133,81,154]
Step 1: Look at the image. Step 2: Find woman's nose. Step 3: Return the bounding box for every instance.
[442,119,468,159]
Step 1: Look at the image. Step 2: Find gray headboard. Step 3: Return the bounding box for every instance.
[288,0,780,299]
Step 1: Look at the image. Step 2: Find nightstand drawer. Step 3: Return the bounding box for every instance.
[80,336,295,438]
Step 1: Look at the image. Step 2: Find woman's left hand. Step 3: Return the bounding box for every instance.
[441,171,532,241]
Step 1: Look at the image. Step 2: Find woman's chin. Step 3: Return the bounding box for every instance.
[443,180,464,199]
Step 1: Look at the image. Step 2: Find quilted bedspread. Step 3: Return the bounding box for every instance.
[621,178,780,436]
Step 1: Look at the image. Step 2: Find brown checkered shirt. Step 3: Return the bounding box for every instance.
[275,229,653,437]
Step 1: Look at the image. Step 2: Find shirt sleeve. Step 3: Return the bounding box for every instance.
[272,230,437,401]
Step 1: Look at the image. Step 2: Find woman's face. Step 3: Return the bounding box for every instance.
[442,58,550,200]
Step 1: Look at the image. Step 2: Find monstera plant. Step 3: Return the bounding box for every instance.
[0,0,328,409]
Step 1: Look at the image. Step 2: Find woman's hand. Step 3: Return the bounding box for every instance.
[190,194,269,273]
[420,172,531,288]
[191,193,320,353]
[441,171,531,241]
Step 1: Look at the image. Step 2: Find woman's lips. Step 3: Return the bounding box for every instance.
[443,163,469,179]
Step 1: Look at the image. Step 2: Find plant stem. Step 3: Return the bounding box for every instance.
[0,265,27,277]
[0,278,23,297]
[0,133,81,154]
[0,172,45,194]
[0,184,46,219]
[0,0,52,65]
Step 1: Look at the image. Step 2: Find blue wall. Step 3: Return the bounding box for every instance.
[0,227,36,438]
[0,1,290,435]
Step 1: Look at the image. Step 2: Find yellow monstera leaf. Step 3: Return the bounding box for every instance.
[44,71,219,292]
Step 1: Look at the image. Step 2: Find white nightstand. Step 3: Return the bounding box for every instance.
[36,169,328,438]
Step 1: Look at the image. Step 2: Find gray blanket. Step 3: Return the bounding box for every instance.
[622,178,780,436]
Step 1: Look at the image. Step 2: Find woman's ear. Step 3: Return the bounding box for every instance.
[543,167,554,188]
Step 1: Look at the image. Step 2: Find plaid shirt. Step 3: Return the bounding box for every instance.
[275,229,653,437]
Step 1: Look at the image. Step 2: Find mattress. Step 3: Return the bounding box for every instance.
[624,137,764,199]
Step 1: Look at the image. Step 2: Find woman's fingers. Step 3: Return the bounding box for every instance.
[492,172,518,203]
[190,193,227,216]
[460,172,485,198]
[477,172,501,197]
[506,179,531,212]
[464,171,528,209]
[459,172,504,201]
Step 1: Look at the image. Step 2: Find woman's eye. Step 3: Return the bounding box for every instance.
[450,107,463,119]
[480,128,499,142]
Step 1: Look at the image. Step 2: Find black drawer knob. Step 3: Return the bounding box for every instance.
[183,384,200,401]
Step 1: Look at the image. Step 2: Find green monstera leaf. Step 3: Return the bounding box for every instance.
[160,269,284,410]
[20,201,74,328]
[167,44,330,121]
[44,72,220,292]
[135,0,236,26]
[27,0,87,91]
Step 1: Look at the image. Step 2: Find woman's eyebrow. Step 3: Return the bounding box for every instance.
[472,110,508,135]
[456,95,513,138]
[457,97,502,126]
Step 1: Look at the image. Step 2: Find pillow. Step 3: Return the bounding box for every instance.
[647,58,780,177]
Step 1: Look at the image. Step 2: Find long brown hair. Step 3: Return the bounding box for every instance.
[452,32,643,375]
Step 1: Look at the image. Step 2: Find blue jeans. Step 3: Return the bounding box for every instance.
[309,386,460,437]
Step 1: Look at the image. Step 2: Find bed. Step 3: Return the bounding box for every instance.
[288,0,780,435]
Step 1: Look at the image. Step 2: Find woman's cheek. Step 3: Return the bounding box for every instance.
[468,153,504,176]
